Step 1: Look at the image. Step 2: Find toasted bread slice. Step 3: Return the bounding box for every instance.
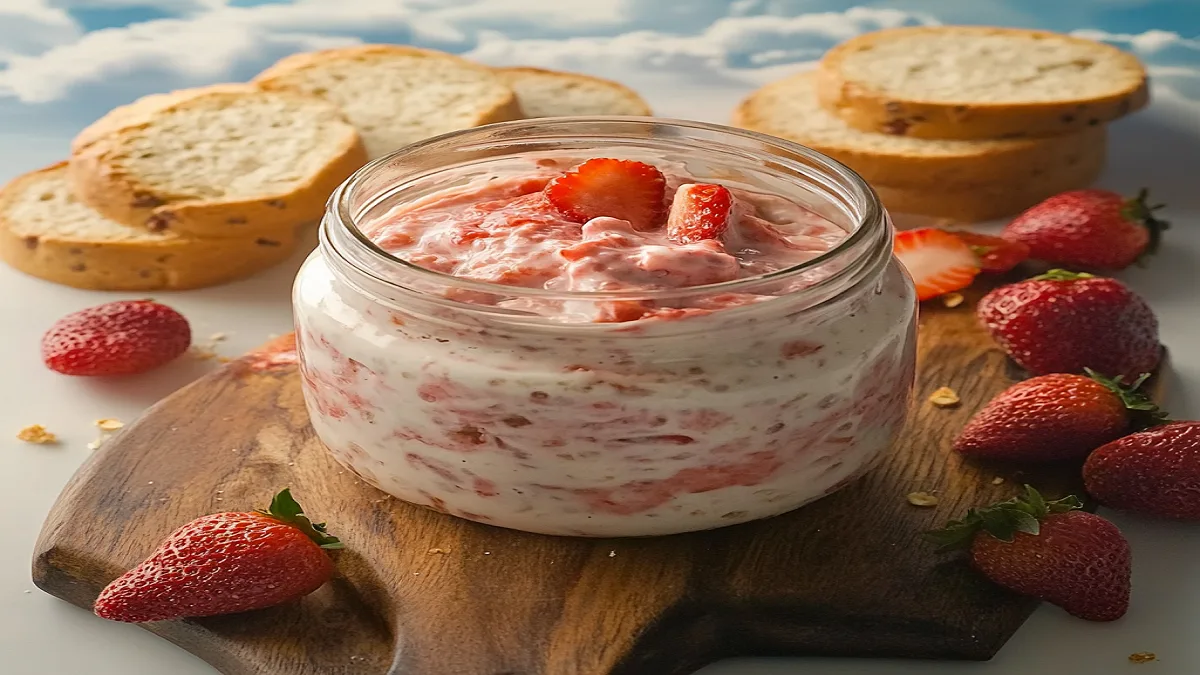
[732,71,1104,190]
[254,45,522,159]
[494,67,652,117]
[69,84,366,238]
[816,26,1148,140]
[874,137,1106,222]
[0,163,297,290]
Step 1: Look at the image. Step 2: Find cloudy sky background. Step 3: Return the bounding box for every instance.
[0,0,1198,180]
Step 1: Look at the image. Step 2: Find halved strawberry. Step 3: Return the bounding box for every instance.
[893,228,981,301]
[544,158,666,231]
[666,183,734,244]
[954,231,1031,274]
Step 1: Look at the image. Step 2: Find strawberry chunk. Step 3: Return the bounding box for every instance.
[544,158,666,231]
[893,228,981,301]
[666,183,734,244]
[953,231,1030,274]
[41,300,192,377]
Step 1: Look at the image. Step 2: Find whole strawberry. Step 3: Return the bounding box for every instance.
[927,486,1131,622]
[94,489,342,623]
[1084,421,1200,521]
[977,270,1161,381]
[955,370,1165,462]
[42,300,191,376]
[1002,188,1168,271]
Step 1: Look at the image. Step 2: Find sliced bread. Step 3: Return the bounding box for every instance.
[69,84,367,238]
[816,26,1148,140]
[732,71,1105,190]
[874,137,1105,222]
[494,67,652,117]
[0,163,298,291]
[254,45,522,159]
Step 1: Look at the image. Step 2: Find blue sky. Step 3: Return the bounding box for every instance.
[1,1,1197,180]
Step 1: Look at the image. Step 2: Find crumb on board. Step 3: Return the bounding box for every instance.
[928,386,961,408]
[428,548,448,555]
[941,293,965,308]
[1129,652,1157,664]
[907,491,940,507]
[95,418,124,431]
[992,477,1005,485]
[609,550,617,558]
[209,332,229,342]
[189,345,218,360]
[17,424,57,444]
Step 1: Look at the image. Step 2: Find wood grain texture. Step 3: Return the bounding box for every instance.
[32,283,1163,675]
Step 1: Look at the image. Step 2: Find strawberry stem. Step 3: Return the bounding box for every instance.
[1031,269,1094,282]
[1120,188,1169,260]
[257,488,344,550]
[1084,368,1170,430]
[924,485,1082,551]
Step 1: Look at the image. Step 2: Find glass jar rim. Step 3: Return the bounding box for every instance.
[326,116,887,302]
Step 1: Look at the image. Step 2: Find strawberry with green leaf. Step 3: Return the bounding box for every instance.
[954,369,1166,463]
[1002,188,1168,271]
[927,486,1131,622]
[94,489,342,623]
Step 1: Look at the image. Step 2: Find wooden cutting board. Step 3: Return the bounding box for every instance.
[32,280,1160,675]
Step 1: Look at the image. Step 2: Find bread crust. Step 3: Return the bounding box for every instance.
[873,139,1106,222]
[816,26,1149,140]
[254,45,523,136]
[68,84,367,238]
[494,66,653,116]
[733,72,1106,190]
[0,163,299,290]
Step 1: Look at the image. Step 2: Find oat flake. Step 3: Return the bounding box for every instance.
[17,425,56,444]
[907,491,940,507]
[942,293,965,308]
[929,387,961,408]
[95,418,124,431]
[189,345,217,360]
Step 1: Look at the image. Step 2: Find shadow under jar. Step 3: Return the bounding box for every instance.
[294,118,917,537]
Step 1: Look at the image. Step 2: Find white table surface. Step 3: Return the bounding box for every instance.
[3,5,1200,674]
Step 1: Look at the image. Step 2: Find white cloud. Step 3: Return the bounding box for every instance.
[0,0,81,60]
[0,19,361,102]
[1072,28,1200,56]
[49,0,222,10]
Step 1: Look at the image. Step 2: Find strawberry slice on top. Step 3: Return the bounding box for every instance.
[953,231,1030,274]
[893,228,981,301]
[666,183,735,244]
[544,158,666,231]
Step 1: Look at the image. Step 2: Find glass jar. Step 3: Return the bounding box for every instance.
[294,118,917,537]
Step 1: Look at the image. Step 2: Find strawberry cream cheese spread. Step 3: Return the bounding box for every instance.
[295,153,917,537]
